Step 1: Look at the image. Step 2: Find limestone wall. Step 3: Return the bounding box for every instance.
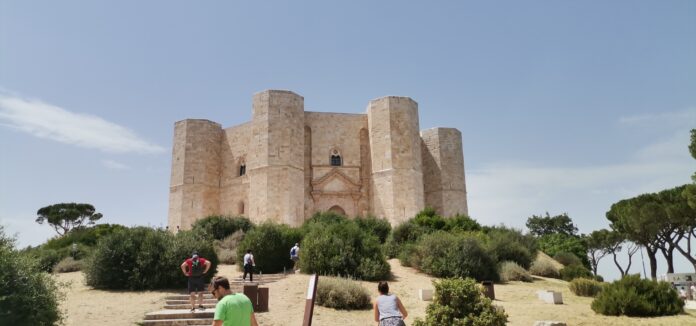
[168,119,223,230]
[248,90,305,226]
[421,128,468,217]
[367,96,425,225]
[219,122,252,216]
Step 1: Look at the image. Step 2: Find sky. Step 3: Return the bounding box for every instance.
[1,1,694,281]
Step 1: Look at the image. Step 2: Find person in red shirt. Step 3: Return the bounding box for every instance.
[180,250,211,312]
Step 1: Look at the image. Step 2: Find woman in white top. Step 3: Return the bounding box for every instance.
[373,281,408,326]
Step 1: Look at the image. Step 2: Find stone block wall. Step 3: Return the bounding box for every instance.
[421,128,468,217]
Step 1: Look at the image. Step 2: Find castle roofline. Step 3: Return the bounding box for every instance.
[253,89,304,99]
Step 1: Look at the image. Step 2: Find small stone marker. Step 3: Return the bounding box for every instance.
[536,290,563,304]
[419,289,433,301]
[302,274,319,326]
[533,321,566,326]
[481,281,495,300]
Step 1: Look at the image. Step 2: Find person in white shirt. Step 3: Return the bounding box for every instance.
[243,249,255,282]
[290,243,300,272]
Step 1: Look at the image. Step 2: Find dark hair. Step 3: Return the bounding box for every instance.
[378,281,389,294]
[211,276,230,290]
[246,249,251,253]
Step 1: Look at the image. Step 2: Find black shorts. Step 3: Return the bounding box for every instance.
[188,277,205,293]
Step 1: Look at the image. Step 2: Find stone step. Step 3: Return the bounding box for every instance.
[141,318,213,326]
[145,310,214,320]
[164,304,216,310]
[165,294,215,301]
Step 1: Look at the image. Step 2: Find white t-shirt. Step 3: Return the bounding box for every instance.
[244,253,254,266]
[291,245,300,257]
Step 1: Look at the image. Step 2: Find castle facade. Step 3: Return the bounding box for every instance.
[168,90,467,230]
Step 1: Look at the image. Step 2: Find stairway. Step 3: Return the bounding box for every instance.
[141,274,286,326]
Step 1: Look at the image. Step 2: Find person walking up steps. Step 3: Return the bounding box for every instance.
[210,276,259,326]
[290,243,300,272]
[373,281,408,326]
[242,249,255,282]
[180,250,211,312]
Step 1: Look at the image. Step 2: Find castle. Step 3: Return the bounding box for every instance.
[168,90,467,230]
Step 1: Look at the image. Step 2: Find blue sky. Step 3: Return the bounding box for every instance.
[1,1,694,280]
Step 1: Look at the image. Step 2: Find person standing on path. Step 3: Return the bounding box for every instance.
[242,249,255,282]
[290,243,300,272]
[180,250,211,312]
[210,276,259,326]
[373,281,408,326]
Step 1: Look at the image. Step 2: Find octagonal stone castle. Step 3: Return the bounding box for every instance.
[168,90,468,230]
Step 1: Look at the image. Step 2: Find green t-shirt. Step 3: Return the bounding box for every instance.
[214,293,254,326]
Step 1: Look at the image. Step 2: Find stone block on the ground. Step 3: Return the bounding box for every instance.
[533,321,567,326]
[536,290,563,304]
[419,289,433,301]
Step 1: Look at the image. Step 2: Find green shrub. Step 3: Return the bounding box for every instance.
[538,233,589,267]
[413,231,498,281]
[315,277,371,310]
[53,257,83,273]
[498,261,532,282]
[569,278,604,297]
[300,219,390,280]
[529,258,560,278]
[85,227,218,290]
[192,215,253,241]
[384,221,428,259]
[0,226,63,325]
[236,223,302,274]
[559,264,593,281]
[302,211,348,229]
[413,207,447,230]
[397,243,419,267]
[553,252,583,266]
[32,248,62,273]
[444,214,481,232]
[355,216,391,244]
[485,230,534,269]
[591,275,683,316]
[413,278,507,326]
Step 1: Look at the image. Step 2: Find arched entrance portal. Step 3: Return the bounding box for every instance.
[328,205,346,216]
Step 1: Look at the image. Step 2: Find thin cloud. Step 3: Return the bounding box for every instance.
[618,107,696,126]
[102,159,131,170]
[0,93,165,154]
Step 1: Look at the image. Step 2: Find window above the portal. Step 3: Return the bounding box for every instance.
[239,163,246,176]
[330,149,342,166]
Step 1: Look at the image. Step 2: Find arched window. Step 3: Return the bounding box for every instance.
[238,202,245,215]
[329,205,346,216]
[330,149,342,166]
[239,164,246,176]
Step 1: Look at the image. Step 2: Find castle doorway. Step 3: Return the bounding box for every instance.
[328,205,346,216]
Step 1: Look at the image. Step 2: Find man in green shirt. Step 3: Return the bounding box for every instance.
[210,276,259,326]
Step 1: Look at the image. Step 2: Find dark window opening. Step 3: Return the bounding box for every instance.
[239,164,246,176]
[330,155,342,166]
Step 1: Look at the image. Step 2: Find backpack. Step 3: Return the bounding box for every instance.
[190,259,204,277]
[290,247,297,257]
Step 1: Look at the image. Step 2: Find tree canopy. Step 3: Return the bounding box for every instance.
[526,212,578,237]
[36,203,103,236]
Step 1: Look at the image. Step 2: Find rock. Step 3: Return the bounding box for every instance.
[419,289,433,301]
[533,321,566,326]
[536,290,563,304]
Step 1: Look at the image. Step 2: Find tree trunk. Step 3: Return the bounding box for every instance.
[647,249,658,280]
[661,246,675,274]
[613,252,626,277]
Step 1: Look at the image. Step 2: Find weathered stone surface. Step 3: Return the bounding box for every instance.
[419,288,433,301]
[168,90,468,228]
[537,290,563,304]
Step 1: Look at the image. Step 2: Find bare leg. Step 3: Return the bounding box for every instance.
[189,292,196,311]
[198,292,204,307]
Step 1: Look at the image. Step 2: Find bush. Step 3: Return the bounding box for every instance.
[413,278,507,326]
[444,214,481,232]
[569,278,604,297]
[214,230,245,264]
[53,257,83,273]
[529,257,560,278]
[413,207,447,230]
[355,216,391,244]
[413,231,498,282]
[553,252,583,267]
[559,264,593,281]
[384,221,428,259]
[300,219,390,280]
[192,215,253,241]
[32,248,62,273]
[485,228,535,269]
[591,275,683,316]
[236,223,302,274]
[0,226,63,325]
[43,224,126,250]
[498,261,532,282]
[538,233,589,268]
[315,277,371,310]
[85,227,219,290]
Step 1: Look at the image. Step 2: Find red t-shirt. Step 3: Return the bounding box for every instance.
[184,258,208,277]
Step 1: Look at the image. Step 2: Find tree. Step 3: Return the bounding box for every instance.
[36,203,103,236]
[526,212,578,237]
[585,230,612,276]
[607,195,664,279]
[603,229,640,277]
